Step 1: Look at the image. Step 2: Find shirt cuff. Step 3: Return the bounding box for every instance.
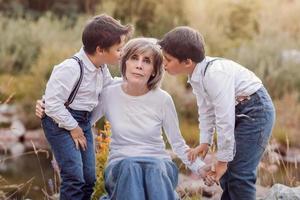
[216,150,234,162]
[200,132,213,145]
[58,120,78,131]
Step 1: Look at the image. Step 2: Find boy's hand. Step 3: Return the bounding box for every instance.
[204,161,228,186]
[70,126,87,151]
[36,99,45,118]
[187,143,209,162]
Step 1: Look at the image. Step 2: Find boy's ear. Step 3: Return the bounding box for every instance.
[96,46,105,54]
[183,59,193,68]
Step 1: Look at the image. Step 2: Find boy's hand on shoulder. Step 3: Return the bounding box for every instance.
[187,143,209,162]
[35,99,45,118]
[70,126,87,151]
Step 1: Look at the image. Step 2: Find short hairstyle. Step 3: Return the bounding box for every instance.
[120,38,164,90]
[158,26,205,63]
[82,14,133,54]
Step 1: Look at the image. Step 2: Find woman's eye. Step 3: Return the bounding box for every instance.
[144,58,151,64]
[131,55,138,60]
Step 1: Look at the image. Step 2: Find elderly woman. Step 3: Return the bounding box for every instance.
[36,38,204,200]
[92,38,203,200]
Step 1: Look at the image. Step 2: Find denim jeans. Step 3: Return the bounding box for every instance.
[42,109,96,200]
[220,86,275,200]
[100,157,179,200]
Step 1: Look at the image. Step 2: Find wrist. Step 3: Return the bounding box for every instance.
[71,125,80,131]
[217,161,228,166]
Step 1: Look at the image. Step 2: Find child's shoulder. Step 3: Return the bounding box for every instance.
[52,57,81,74]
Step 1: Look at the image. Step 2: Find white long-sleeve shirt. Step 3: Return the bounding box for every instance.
[188,56,262,162]
[91,83,197,169]
[44,48,114,130]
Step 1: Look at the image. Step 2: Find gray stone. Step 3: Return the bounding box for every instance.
[260,184,300,200]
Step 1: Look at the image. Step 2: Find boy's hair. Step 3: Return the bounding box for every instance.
[120,38,164,90]
[158,26,205,63]
[82,14,133,54]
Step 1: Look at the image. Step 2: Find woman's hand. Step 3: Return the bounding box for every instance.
[35,99,45,118]
[187,143,209,162]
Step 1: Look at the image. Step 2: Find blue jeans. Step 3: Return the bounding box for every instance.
[42,109,96,200]
[220,87,275,200]
[101,157,179,200]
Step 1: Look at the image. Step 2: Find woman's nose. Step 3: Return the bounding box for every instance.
[136,60,143,69]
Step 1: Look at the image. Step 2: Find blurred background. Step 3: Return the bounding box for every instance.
[0,0,299,199]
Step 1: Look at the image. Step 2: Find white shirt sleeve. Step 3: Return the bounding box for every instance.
[204,70,236,162]
[44,63,80,130]
[197,96,215,145]
[90,93,105,125]
[162,94,198,170]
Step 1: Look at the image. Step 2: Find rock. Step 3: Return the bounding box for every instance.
[9,142,25,157]
[10,119,26,137]
[0,104,16,115]
[259,184,300,200]
[24,129,48,149]
[177,173,222,199]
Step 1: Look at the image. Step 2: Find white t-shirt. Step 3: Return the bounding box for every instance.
[91,83,195,169]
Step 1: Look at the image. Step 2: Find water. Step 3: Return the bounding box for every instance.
[1,151,299,199]
[0,151,55,200]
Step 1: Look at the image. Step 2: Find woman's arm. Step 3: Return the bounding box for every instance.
[161,93,204,172]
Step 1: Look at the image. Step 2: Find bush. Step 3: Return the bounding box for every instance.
[92,121,111,200]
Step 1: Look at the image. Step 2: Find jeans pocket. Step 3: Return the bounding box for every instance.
[42,115,65,136]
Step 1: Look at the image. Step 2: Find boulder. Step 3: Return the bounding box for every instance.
[260,184,300,200]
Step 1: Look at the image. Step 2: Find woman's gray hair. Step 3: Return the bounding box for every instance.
[120,37,164,90]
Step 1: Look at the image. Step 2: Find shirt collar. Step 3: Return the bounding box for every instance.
[187,57,208,83]
[75,47,98,72]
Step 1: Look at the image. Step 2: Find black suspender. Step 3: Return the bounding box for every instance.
[203,58,224,76]
[64,56,84,107]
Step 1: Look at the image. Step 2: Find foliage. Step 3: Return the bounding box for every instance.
[0,0,102,19]
[92,121,111,200]
[0,0,299,132]
[112,0,188,37]
[0,13,83,128]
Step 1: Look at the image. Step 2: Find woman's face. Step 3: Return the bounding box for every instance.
[125,51,154,88]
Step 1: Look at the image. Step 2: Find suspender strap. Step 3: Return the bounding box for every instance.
[64,56,84,107]
[203,58,224,76]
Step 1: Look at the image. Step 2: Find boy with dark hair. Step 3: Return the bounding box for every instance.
[158,26,275,200]
[41,14,132,200]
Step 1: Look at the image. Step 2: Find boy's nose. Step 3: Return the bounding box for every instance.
[162,59,167,67]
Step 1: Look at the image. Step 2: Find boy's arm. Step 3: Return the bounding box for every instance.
[45,63,80,130]
[197,97,216,146]
[205,70,236,162]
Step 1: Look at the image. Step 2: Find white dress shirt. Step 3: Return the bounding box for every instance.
[188,57,262,162]
[91,83,200,170]
[44,48,114,130]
